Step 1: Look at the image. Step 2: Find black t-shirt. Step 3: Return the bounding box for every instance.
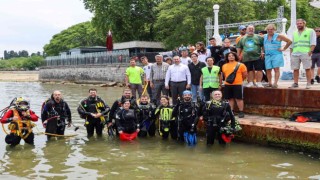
[210,46,222,65]
[188,61,207,85]
[219,46,237,60]
[314,37,320,53]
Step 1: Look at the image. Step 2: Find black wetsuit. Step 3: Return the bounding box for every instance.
[173,101,200,142]
[77,96,109,138]
[41,99,71,138]
[115,108,139,134]
[108,96,138,134]
[202,100,235,145]
[137,103,156,137]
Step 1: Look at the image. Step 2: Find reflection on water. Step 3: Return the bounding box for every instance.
[0,82,319,179]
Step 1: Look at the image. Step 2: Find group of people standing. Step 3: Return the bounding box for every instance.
[1,19,318,147]
[0,87,237,147]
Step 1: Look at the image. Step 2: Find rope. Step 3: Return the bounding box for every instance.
[34,125,77,138]
[1,123,9,135]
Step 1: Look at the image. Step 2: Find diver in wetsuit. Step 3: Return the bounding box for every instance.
[173,90,201,143]
[201,90,235,145]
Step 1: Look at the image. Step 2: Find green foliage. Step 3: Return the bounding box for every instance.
[49,0,319,52]
[83,0,159,42]
[4,50,29,60]
[154,0,256,50]
[43,21,105,56]
[0,56,44,70]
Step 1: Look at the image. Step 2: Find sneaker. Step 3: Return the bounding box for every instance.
[245,82,254,87]
[311,79,315,85]
[272,84,278,88]
[289,83,298,88]
[238,112,245,118]
[306,83,311,89]
[264,84,272,88]
[316,75,320,83]
[256,82,264,88]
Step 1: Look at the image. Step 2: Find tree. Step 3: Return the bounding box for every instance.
[43,21,105,56]
[154,0,256,50]
[82,0,159,42]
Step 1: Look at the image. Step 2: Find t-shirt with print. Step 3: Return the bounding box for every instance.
[222,61,247,85]
[237,34,264,62]
[126,66,144,84]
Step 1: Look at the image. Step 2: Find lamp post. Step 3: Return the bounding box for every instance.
[281,18,287,34]
[213,4,222,45]
[287,0,297,39]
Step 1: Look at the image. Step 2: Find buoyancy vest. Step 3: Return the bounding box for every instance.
[8,109,35,139]
[155,105,174,121]
[177,102,198,126]
[292,28,313,53]
[201,66,220,88]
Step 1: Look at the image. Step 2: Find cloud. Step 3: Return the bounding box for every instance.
[0,0,93,58]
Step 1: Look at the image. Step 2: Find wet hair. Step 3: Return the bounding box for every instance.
[122,99,131,105]
[160,95,169,101]
[89,88,97,92]
[225,52,239,63]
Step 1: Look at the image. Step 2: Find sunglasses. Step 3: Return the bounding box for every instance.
[316,30,320,32]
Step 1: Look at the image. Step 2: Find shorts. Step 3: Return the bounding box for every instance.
[243,59,264,71]
[291,54,311,70]
[265,54,284,69]
[311,53,320,68]
[223,85,243,100]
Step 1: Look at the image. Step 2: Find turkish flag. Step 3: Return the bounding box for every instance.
[106,30,113,51]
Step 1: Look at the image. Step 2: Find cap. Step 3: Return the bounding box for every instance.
[183,90,192,95]
[238,25,246,30]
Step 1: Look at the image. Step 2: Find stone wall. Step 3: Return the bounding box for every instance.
[39,64,128,83]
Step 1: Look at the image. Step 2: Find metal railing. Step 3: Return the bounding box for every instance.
[44,50,130,66]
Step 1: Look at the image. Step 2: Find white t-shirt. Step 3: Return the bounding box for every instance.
[143,63,153,81]
[195,49,211,64]
[180,57,192,65]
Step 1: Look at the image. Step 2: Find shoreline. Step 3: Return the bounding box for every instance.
[0,71,39,82]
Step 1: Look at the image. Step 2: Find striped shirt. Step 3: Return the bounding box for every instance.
[150,62,169,81]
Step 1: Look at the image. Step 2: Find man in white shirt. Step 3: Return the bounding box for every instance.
[141,56,153,98]
[180,48,192,65]
[165,56,191,105]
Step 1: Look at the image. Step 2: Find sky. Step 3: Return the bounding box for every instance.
[0,0,93,58]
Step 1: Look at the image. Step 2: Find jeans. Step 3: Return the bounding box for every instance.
[191,84,203,102]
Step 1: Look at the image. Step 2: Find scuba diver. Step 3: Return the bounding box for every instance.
[155,95,177,140]
[77,88,110,138]
[173,90,201,145]
[1,97,38,146]
[137,95,156,137]
[115,100,140,141]
[108,88,138,135]
[41,90,72,139]
[201,90,236,145]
